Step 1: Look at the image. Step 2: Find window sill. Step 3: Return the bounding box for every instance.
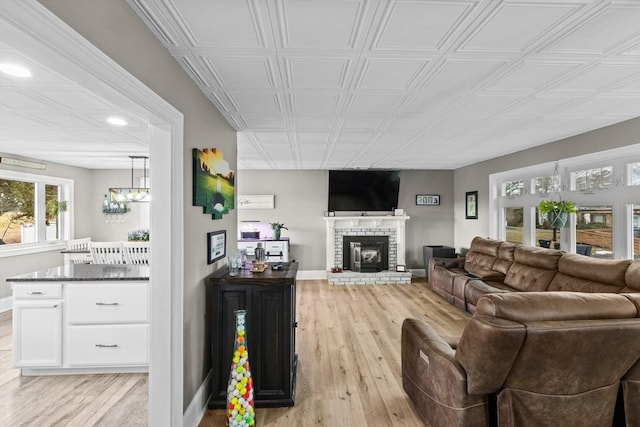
[0,241,65,258]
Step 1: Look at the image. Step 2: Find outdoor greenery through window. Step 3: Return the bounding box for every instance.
[533,175,559,194]
[501,180,524,197]
[505,207,523,243]
[629,162,640,186]
[633,206,639,261]
[572,166,613,191]
[0,172,70,247]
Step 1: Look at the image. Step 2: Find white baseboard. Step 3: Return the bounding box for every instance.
[410,268,426,277]
[296,270,327,280]
[0,296,12,313]
[183,370,211,427]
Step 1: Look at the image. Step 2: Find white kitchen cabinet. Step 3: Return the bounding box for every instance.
[13,300,62,368]
[8,266,149,375]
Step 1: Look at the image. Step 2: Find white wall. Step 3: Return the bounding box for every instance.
[453,117,640,250]
[237,169,455,271]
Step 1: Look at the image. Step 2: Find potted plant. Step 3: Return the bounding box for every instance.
[538,200,577,228]
[128,228,150,241]
[270,222,287,240]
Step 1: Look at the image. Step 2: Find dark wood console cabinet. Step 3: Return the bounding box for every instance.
[205,262,298,408]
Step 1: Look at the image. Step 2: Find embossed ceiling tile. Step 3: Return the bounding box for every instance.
[501,95,578,117]
[227,92,281,114]
[294,115,334,128]
[487,61,582,92]
[452,94,521,117]
[291,93,340,114]
[335,131,374,143]
[241,114,285,129]
[340,116,386,130]
[298,143,327,158]
[280,0,366,48]
[462,3,578,51]
[386,115,438,130]
[373,1,475,50]
[550,64,640,92]
[296,131,330,142]
[356,58,427,89]
[202,57,276,88]
[171,0,266,47]
[286,57,350,89]
[348,94,402,114]
[545,6,640,54]
[552,96,640,119]
[251,131,289,142]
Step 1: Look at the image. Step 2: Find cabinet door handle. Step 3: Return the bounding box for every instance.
[27,291,43,295]
[95,302,119,306]
[95,344,119,348]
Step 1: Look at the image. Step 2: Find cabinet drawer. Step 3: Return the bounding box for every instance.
[13,283,62,299]
[66,282,148,324]
[67,324,148,366]
[265,242,286,251]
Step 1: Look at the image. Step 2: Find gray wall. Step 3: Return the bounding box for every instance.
[237,169,455,271]
[452,117,640,250]
[40,0,238,410]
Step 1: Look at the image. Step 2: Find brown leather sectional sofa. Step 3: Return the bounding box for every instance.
[402,237,640,426]
[402,292,640,427]
[429,236,640,314]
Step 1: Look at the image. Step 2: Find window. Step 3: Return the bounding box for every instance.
[0,170,71,249]
[628,162,640,186]
[501,180,524,197]
[532,175,559,195]
[505,207,524,243]
[633,205,640,261]
[536,207,560,249]
[572,166,613,191]
[576,205,613,259]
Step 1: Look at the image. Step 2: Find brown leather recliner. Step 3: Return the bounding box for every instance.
[622,293,640,427]
[402,292,640,427]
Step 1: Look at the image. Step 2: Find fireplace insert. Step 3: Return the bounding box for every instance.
[343,235,389,272]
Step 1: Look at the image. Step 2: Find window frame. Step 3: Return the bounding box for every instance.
[489,145,640,259]
[0,169,73,257]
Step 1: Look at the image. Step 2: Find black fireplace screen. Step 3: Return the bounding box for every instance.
[343,235,389,272]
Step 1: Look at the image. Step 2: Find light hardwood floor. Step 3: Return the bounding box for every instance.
[0,277,468,426]
[200,277,470,426]
[0,310,148,426]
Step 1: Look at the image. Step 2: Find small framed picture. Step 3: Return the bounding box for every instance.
[207,230,226,264]
[416,194,440,206]
[465,191,478,220]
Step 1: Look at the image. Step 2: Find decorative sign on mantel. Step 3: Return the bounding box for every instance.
[238,195,275,210]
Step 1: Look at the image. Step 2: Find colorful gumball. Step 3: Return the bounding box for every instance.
[226,310,255,427]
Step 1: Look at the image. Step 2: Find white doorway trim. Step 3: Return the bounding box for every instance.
[0,2,184,425]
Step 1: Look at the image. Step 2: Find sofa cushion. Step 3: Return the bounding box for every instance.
[503,246,562,292]
[464,279,515,314]
[493,242,517,274]
[463,237,502,274]
[622,261,640,293]
[547,253,631,293]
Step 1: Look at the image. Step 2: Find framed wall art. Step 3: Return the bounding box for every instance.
[416,194,440,206]
[465,191,478,219]
[207,230,226,264]
[193,148,235,220]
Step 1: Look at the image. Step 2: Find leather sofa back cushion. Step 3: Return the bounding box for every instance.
[504,246,562,292]
[464,237,503,273]
[493,242,517,274]
[476,292,638,322]
[469,236,502,257]
[546,253,630,293]
[623,262,640,292]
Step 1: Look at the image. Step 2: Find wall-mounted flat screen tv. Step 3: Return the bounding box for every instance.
[328,170,401,212]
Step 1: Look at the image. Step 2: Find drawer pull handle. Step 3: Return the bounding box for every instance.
[95,344,119,348]
[27,291,43,295]
[95,302,119,306]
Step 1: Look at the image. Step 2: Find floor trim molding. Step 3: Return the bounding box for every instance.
[183,371,211,427]
[0,296,12,313]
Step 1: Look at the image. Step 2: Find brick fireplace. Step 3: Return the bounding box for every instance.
[323,215,410,285]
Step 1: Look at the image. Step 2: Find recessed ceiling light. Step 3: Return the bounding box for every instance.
[107,116,128,126]
[0,62,32,78]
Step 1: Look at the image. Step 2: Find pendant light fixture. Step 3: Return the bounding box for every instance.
[109,156,151,203]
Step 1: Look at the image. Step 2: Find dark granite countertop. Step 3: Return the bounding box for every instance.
[6,264,149,282]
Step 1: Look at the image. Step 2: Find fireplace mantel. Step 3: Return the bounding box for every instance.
[324,215,409,271]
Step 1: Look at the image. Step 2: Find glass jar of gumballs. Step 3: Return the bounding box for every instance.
[226,310,255,427]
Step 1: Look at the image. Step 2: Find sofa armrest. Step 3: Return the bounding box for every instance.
[402,319,486,405]
[430,256,465,270]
